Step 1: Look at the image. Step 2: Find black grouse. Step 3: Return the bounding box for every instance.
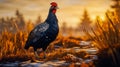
[24,2,59,59]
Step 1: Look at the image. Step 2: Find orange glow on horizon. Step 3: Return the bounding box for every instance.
[0,0,111,27]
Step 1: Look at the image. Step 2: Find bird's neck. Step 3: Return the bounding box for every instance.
[45,11,58,24]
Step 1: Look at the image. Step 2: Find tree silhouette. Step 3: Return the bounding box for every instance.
[35,15,42,26]
[61,22,67,36]
[15,10,25,30]
[78,9,92,32]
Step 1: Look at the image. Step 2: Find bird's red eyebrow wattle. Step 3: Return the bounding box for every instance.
[52,10,56,13]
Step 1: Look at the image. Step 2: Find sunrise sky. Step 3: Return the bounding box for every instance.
[0,0,112,27]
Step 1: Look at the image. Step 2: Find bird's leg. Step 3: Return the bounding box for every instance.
[34,51,40,59]
[43,51,46,59]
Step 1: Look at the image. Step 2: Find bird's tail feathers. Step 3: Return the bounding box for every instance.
[24,41,31,50]
[24,44,29,50]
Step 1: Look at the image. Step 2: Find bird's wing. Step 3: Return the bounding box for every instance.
[27,22,49,43]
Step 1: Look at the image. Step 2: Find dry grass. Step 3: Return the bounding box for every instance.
[0,30,33,62]
[52,36,80,48]
[46,47,88,61]
[0,13,91,67]
[85,13,120,67]
[0,28,83,63]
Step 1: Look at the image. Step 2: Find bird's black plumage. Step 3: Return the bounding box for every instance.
[24,3,59,52]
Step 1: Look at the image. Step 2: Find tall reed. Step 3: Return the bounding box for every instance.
[85,13,120,67]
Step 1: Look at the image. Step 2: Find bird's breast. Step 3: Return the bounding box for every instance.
[45,24,59,41]
[49,25,59,34]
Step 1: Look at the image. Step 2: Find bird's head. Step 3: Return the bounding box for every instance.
[50,2,58,14]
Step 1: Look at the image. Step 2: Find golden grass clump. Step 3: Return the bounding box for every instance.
[50,35,80,48]
[85,13,120,67]
[0,31,33,62]
[0,30,83,63]
[46,47,88,63]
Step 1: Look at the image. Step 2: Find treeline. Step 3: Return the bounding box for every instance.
[0,10,42,33]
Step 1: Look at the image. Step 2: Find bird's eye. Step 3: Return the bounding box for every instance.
[51,6,56,9]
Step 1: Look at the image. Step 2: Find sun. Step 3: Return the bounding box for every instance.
[91,16,96,21]
[91,15,105,21]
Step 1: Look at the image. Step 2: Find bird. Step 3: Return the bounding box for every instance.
[24,2,59,59]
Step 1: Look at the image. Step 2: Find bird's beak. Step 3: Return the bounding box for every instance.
[55,6,59,9]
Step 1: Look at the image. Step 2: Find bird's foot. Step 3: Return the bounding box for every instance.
[43,51,47,59]
[31,56,40,62]
[35,56,40,60]
[34,51,41,60]
[43,55,46,59]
